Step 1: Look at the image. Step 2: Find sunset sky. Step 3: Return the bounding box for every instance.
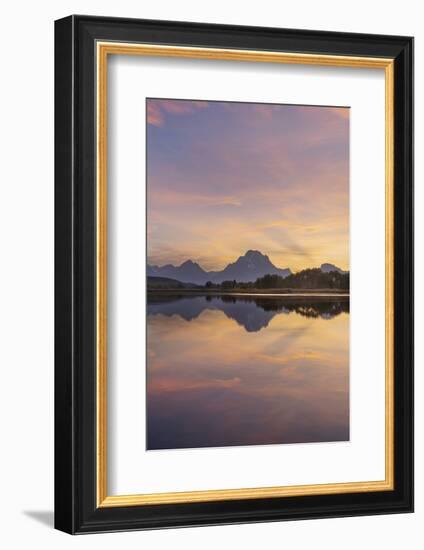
[146,99,349,272]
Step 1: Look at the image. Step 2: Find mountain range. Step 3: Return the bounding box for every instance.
[147,250,345,285]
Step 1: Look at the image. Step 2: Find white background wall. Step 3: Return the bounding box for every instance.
[0,1,420,548]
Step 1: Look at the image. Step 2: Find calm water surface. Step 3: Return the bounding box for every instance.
[147,294,349,450]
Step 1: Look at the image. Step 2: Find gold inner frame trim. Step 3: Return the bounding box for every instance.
[96,41,395,508]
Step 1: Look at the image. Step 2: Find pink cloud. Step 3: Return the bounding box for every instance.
[147,102,164,127]
[147,99,209,126]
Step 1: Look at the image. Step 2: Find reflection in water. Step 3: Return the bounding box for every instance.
[147,294,349,450]
[148,294,349,332]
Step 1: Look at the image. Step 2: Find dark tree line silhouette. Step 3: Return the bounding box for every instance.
[255,268,349,290]
[205,268,349,291]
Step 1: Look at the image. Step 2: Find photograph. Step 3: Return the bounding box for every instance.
[146,98,350,450]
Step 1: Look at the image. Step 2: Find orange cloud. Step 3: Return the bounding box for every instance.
[332,107,350,119]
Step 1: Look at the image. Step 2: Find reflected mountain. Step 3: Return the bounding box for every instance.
[147,293,349,333]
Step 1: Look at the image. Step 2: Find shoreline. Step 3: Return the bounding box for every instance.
[147,288,349,298]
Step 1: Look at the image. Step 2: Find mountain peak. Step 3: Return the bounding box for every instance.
[244,249,266,259]
[245,249,262,256]
[320,263,346,274]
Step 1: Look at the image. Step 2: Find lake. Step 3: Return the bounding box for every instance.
[147,293,349,450]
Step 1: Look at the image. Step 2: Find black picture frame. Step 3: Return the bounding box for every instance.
[55,14,413,534]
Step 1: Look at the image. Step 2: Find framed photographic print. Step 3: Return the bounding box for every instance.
[54,15,413,534]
